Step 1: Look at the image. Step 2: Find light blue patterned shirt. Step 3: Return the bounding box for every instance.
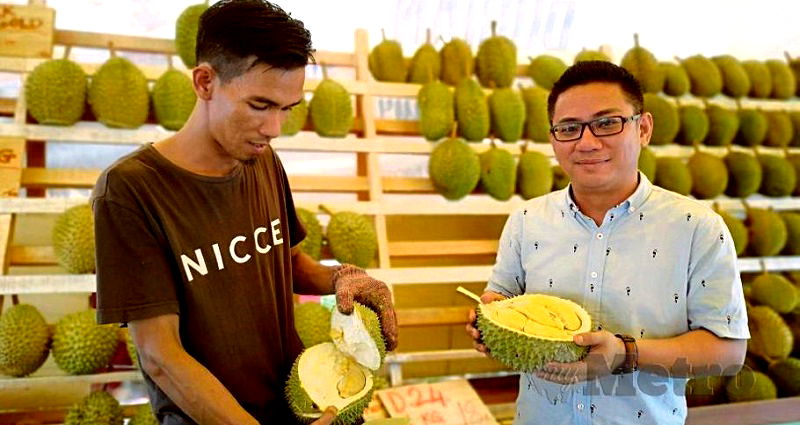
[486,173,749,425]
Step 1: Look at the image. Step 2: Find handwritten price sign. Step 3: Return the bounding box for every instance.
[376,380,497,425]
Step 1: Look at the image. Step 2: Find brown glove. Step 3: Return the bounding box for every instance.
[331,264,398,351]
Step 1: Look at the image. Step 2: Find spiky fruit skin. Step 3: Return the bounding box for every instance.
[454,78,489,142]
[89,57,149,129]
[752,273,798,314]
[682,56,722,97]
[748,305,793,362]
[766,59,797,99]
[52,204,95,274]
[428,138,481,200]
[517,151,553,200]
[417,81,454,141]
[407,43,441,84]
[527,55,566,90]
[661,62,690,96]
[281,98,308,136]
[0,304,50,377]
[704,105,739,147]
[128,404,159,425]
[489,88,525,142]
[712,55,751,98]
[718,209,748,256]
[296,208,323,261]
[655,157,691,196]
[368,39,406,82]
[479,147,516,201]
[125,329,138,368]
[759,154,797,197]
[768,357,800,397]
[326,212,377,268]
[354,303,387,362]
[763,111,794,148]
[52,310,118,375]
[644,94,679,145]
[520,86,550,143]
[724,151,762,198]
[152,69,195,131]
[25,59,87,125]
[552,165,570,191]
[735,109,768,147]
[638,147,657,182]
[688,152,727,199]
[64,391,123,425]
[174,3,207,68]
[620,42,663,93]
[781,212,800,256]
[476,299,589,373]
[742,60,773,99]
[439,38,473,86]
[476,32,516,88]
[574,50,610,63]
[676,105,709,146]
[294,302,332,348]
[310,79,353,138]
[726,369,777,403]
[286,354,373,425]
[747,208,788,257]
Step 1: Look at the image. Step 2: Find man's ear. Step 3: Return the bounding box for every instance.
[193,63,216,101]
[638,111,653,147]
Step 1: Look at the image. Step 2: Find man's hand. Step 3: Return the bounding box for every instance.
[332,264,398,351]
[465,291,506,353]
[310,407,338,425]
[535,331,626,384]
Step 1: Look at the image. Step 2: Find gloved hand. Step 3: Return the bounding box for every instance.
[332,264,398,351]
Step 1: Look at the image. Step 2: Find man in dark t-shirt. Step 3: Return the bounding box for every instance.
[91,2,398,424]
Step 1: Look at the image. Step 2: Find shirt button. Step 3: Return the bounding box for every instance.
[591,272,598,278]
[629,207,636,213]
[577,403,584,411]
[596,233,604,239]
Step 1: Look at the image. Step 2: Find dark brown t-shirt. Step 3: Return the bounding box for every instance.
[92,143,305,424]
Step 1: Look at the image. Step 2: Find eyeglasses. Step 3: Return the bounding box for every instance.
[550,114,642,142]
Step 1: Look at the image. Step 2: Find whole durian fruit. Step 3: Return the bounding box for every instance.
[654,157,691,196]
[281,98,308,136]
[620,34,663,93]
[521,86,550,143]
[475,21,516,88]
[726,369,777,403]
[407,29,440,84]
[780,211,800,256]
[790,111,800,147]
[742,60,772,99]
[52,310,118,375]
[766,59,797,99]
[293,302,332,348]
[0,304,50,377]
[368,29,406,82]
[644,94,679,145]
[309,68,353,138]
[638,147,657,182]
[527,55,567,90]
[52,203,95,274]
[479,144,516,201]
[758,154,796,197]
[735,108,768,147]
[704,105,739,147]
[767,357,800,397]
[25,59,87,125]
[716,208,748,256]
[454,78,490,141]
[64,390,123,425]
[517,147,553,200]
[787,52,800,97]
[676,105,709,146]
[747,305,793,362]
[787,154,800,195]
[681,55,723,98]
[439,38,473,86]
[296,208,322,261]
[323,209,377,268]
[428,137,481,200]
[174,1,208,68]
[751,273,798,314]
[763,110,794,148]
[712,55,751,98]
[687,151,727,199]
[418,80,454,141]
[152,69,195,131]
[89,56,149,128]
[746,208,787,257]
[724,151,762,198]
[489,88,525,142]
[661,62,690,96]
[128,404,159,425]
[574,49,610,63]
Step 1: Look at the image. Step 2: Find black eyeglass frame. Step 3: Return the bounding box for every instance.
[549,114,642,142]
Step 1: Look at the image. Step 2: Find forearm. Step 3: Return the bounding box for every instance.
[143,347,258,425]
[291,249,336,295]
[637,329,746,377]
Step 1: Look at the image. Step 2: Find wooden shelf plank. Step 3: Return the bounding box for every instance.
[21,168,99,188]
[396,306,471,326]
[55,30,176,54]
[9,246,54,265]
[289,175,368,192]
[0,370,141,390]
[386,349,485,364]
[389,240,499,256]
[0,274,94,294]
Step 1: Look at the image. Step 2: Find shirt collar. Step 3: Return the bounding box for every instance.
[563,171,653,214]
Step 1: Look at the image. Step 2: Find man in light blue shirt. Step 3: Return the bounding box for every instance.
[466,61,749,425]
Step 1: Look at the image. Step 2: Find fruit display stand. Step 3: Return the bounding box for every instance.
[0,23,798,425]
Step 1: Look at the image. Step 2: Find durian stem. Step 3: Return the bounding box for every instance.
[320,63,328,80]
[633,33,640,48]
[381,28,387,41]
[456,286,482,303]
[166,54,174,70]
[62,45,72,60]
[521,140,529,153]
[692,143,701,153]
[741,199,752,213]
[10,294,18,306]
[759,258,768,275]
[785,51,793,63]
[439,35,446,45]
[490,20,497,38]
[107,41,116,58]
[319,205,335,217]
[450,121,458,138]
[426,28,432,45]
[711,201,720,213]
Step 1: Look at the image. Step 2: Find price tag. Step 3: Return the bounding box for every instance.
[377,379,497,425]
[0,4,55,58]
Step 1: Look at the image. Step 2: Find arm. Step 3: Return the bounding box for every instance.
[291,246,335,295]
[129,314,259,425]
[637,329,746,376]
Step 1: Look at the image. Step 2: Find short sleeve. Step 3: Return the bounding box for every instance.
[486,210,525,297]
[686,212,750,339]
[93,197,180,325]
[274,155,306,248]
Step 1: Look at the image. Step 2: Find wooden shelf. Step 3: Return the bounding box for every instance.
[0,370,141,391]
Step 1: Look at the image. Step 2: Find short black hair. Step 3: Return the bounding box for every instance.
[196,0,314,82]
[547,61,643,121]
